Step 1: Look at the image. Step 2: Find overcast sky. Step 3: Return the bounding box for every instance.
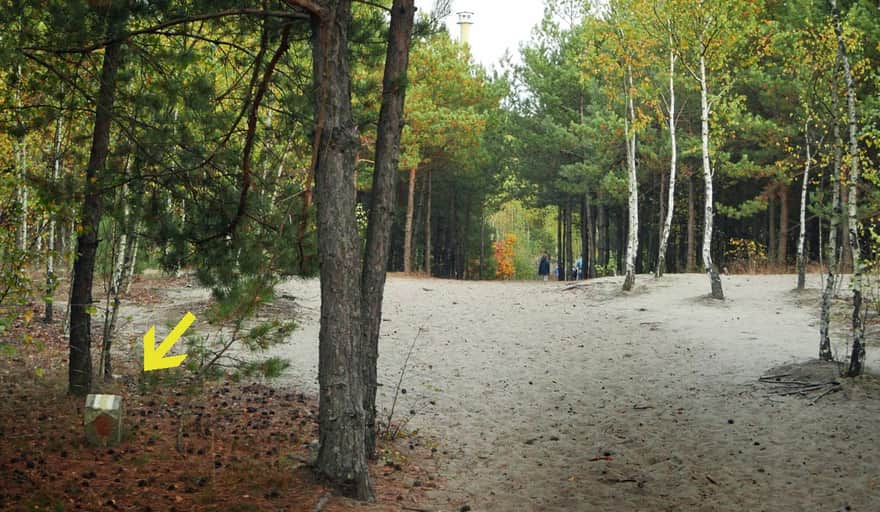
[413,0,546,70]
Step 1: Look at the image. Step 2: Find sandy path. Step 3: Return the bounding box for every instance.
[262,273,878,511]
[113,273,879,510]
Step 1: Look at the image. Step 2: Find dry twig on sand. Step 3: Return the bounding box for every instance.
[759,376,841,401]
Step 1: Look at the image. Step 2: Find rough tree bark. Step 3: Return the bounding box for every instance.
[403,166,417,273]
[830,0,865,377]
[556,205,563,278]
[310,0,372,498]
[360,0,415,459]
[796,120,811,290]
[564,199,573,280]
[68,11,126,396]
[424,167,432,275]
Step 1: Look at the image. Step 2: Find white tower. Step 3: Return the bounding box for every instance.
[456,11,474,45]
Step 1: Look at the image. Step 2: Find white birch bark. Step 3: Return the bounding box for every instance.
[45,112,63,322]
[125,230,139,294]
[17,140,28,251]
[818,103,841,362]
[657,37,677,278]
[622,63,639,291]
[796,120,810,290]
[699,45,723,299]
[830,0,864,376]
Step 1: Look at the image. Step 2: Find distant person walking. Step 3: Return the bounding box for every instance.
[538,252,550,282]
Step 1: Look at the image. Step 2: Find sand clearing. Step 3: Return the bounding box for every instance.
[122,273,879,510]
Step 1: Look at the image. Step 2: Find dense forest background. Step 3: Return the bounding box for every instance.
[0,0,878,497]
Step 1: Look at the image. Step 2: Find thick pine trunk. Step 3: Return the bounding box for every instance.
[424,167,432,275]
[768,190,777,262]
[797,122,811,290]
[598,203,607,268]
[68,21,124,396]
[564,200,573,280]
[830,0,865,376]
[311,0,373,499]
[657,42,677,278]
[360,0,415,459]
[557,205,563,279]
[479,203,485,279]
[403,166,417,273]
[699,52,723,299]
[622,65,638,291]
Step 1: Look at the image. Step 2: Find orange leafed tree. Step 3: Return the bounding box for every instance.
[493,234,517,280]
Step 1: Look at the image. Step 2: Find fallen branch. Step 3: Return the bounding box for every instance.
[809,385,840,405]
[759,373,791,380]
[773,381,839,396]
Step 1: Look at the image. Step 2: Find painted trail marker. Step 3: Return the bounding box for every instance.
[143,312,195,371]
[84,394,123,447]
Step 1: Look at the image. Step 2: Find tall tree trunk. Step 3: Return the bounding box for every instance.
[830,0,865,377]
[99,170,130,381]
[839,183,851,272]
[125,226,139,294]
[462,195,470,279]
[311,0,373,499]
[580,195,588,279]
[777,183,789,266]
[360,0,415,460]
[768,190,777,262]
[687,175,696,272]
[819,108,842,361]
[586,196,595,278]
[699,50,723,299]
[68,13,125,396]
[622,64,639,291]
[403,166,417,273]
[479,202,485,279]
[797,121,811,290]
[449,193,457,277]
[564,200,573,280]
[45,109,63,322]
[598,203,608,268]
[424,167,432,275]
[17,140,28,251]
[557,205,563,279]
[657,41,677,278]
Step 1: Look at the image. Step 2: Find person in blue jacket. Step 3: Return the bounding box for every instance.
[538,252,551,282]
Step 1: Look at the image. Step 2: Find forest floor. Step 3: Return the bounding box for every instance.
[3,272,879,511]
[0,275,436,512]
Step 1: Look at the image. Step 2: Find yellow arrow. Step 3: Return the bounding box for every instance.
[143,312,194,372]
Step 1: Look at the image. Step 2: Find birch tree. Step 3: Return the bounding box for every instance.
[829,0,865,376]
[676,0,762,299]
[796,119,811,290]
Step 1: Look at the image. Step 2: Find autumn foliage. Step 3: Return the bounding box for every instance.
[493,234,517,280]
